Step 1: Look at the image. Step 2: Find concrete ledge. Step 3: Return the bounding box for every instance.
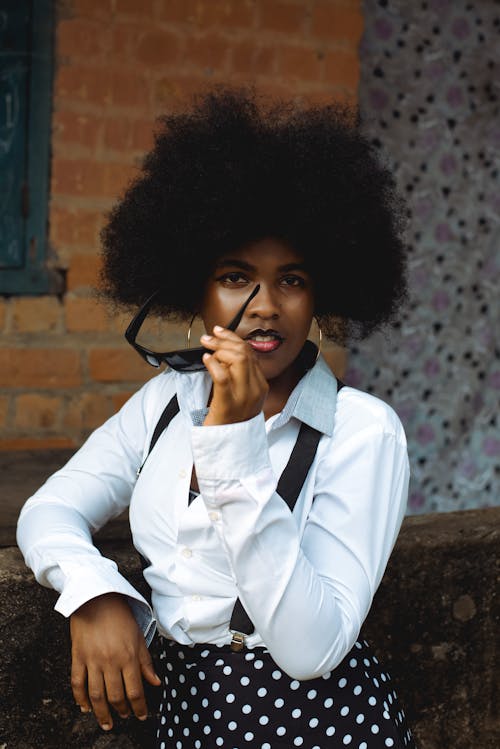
[1,507,499,748]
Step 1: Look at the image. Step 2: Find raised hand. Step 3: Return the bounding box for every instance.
[201,326,269,426]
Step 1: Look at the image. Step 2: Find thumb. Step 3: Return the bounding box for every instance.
[138,639,161,686]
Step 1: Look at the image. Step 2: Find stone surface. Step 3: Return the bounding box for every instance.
[1,456,499,747]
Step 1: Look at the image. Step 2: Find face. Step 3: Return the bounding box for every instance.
[200,238,315,384]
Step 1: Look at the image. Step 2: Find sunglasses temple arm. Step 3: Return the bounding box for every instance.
[226,284,260,332]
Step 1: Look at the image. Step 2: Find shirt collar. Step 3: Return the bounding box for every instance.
[172,353,340,437]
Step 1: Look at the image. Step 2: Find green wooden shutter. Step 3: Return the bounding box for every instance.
[0,0,61,294]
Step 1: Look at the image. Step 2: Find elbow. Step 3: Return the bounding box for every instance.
[270,630,355,682]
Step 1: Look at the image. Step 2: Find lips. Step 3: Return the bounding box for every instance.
[244,329,284,353]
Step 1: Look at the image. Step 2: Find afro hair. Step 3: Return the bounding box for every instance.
[100,84,408,342]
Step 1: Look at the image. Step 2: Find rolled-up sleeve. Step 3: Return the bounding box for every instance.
[192,413,409,680]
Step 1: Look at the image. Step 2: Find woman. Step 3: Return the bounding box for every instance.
[18,86,415,748]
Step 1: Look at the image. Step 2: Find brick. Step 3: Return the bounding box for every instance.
[135,30,181,67]
[54,66,113,108]
[111,390,134,412]
[57,19,108,60]
[0,350,82,388]
[231,41,277,76]
[199,0,255,29]
[66,253,102,291]
[72,0,114,20]
[50,207,101,249]
[278,44,325,82]
[0,396,8,428]
[324,48,360,89]
[111,70,152,110]
[0,437,77,450]
[311,2,364,45]
[152,75,207,110]
[257,79,297,100]
[11,297,62,333]
[130,119,156,153]
[64,392,112,431]
[103,117,132,152]
[65,296,108,332]
[89,347,157,383]
[184,34,231,72]
[111,22,136,57]
[52,159,136,200]
[15,394,62,431]
[258,0,306,34]
[155,0,200,25]
[116,0,156,16]
[52,110,101,152]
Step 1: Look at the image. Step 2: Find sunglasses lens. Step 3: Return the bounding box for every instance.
[165,346,207,372]
[146,354,161,367]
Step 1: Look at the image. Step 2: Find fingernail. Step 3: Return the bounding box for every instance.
[138,714,148,721]
[201,334,212,341]
[80,706,91,713]
[213,325,223,332]
[101,723,112,731]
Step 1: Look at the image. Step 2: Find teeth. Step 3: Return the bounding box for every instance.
[252,335,277,342]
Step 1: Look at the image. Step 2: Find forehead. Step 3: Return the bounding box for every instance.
[216,237,305,269]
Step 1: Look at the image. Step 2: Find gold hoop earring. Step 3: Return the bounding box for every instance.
[309,316,323,362]
[187,313,198,348]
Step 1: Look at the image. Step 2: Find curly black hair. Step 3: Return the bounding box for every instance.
[100,84,408,342]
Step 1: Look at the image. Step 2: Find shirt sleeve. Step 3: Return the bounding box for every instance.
[16,375,168,644]
[191,411,409,680]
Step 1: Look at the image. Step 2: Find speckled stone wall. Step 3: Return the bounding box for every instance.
[352,0,499,513]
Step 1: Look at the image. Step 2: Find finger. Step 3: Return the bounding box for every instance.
[212,324,246,342]
[138,639,161,687]
[87,669,113,730]
[200,333,250,356]
[203,353,232,388]
[103,669,130,719]
[71,659,91,713]
[122,664,149,721]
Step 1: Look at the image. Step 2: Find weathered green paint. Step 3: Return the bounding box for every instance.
[0,0,61,295]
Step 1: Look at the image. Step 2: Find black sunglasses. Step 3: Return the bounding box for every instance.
[125,284,261,372]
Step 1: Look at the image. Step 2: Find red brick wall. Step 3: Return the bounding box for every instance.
[0,0,362,449]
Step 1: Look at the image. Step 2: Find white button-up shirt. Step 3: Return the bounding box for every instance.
[17,356,409,680]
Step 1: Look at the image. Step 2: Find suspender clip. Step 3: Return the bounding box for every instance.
[230,631,246,652]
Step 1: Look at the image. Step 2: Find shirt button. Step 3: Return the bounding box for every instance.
[178,469,187,478]
[208,511,220,522]
[181,547,193,559]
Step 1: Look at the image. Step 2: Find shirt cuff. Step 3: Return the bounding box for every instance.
[191,412,271,480]
[54,565,156,645]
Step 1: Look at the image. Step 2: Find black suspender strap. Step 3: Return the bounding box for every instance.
[136,394,180,476]
[228,420,323,641]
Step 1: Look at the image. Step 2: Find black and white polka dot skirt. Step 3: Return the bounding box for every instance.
[155,638,416,749]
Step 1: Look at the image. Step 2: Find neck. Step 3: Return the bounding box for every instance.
[263,363,303,420]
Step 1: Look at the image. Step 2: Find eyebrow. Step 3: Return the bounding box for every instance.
[215,258,308,273]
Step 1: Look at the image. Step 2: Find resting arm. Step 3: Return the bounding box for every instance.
[192,411,409,680]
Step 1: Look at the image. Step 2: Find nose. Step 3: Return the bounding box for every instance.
[247,283,280,321]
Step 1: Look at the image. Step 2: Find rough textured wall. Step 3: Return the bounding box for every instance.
[352,0,499,513]
[0,0,361,449]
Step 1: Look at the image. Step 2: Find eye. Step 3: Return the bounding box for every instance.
[280,274,306,287]
[216,271,249,286]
